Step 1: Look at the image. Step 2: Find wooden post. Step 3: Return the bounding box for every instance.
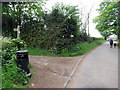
[14,25,20,39]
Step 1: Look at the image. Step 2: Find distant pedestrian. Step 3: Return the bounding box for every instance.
[109,39,113,48]
[114,43,117,48]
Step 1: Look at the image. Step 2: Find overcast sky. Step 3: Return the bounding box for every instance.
[44,0,104,37]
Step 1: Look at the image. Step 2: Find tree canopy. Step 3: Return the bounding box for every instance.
[2,2,85,53]
[42,3,82,53]
[93,1,118,39]
[2,2,45,37]
[2,1,98,53]
[118,1,120,47]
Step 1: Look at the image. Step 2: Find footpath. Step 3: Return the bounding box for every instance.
[29,42,118,88]
[66,42,118,88]
[29,55,84,88]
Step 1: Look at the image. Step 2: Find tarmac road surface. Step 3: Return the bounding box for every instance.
[66,41,118,88]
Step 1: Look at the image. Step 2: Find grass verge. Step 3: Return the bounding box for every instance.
[24,40,106,57]
[23,48,57,56]
[61,40,106,56]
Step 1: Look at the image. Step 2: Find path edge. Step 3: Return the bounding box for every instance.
[63,42,107,88]
[63,55,85,88]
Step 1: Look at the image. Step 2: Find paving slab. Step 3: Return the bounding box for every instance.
[29,55,83,88]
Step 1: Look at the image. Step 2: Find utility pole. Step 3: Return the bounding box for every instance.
[88,13,89,36]
[87,1,96,36]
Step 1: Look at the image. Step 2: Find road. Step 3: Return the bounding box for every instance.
[66,42,118,88]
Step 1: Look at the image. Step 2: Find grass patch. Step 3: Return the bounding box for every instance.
[60,40,106,57]
[23,48,57,56]
[24,40,106,57]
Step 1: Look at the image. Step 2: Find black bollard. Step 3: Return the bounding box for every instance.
[16,50,32,77]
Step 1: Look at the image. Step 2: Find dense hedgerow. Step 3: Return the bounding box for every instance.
[25,38,106,57]
[2,38,29,88]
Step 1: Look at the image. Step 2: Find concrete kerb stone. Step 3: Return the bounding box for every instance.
[63,55,85,88]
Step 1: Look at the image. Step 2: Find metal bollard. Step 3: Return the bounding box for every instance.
[16,50,32,77]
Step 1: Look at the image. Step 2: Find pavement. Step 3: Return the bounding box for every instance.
[29,55,83,88]
[66,41,118,88]
[28,41,118,88]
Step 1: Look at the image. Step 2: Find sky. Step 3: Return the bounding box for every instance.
[44,0,104,37]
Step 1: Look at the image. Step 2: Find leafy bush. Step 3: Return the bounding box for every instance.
[2,54,29,88]
[2,38,27,50]
[2,38,27,65]
[2,38,29,88]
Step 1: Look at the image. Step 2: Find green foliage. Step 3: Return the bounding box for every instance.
[25,48,57,56]
[2,1,84,54]
[2,56,29,88]
[10,39,27,50]
[2,2,96,54]
[2,38,29,88]
[2,2,46,37]
[3,38,26,47]
[93,1,118,39]
[60,40,106,57]
[42,3,82,53]
[26,39,106,57]
[118,1,120,48]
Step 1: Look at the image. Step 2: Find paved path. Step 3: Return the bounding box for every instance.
[66,42,118,88]
[29,55,82,88]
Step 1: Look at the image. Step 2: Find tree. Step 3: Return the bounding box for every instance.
[2,2,86,53]
[43,3,82,53]
[2,2,45,37]
[93,1,118,39]
[118,1,120,47]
